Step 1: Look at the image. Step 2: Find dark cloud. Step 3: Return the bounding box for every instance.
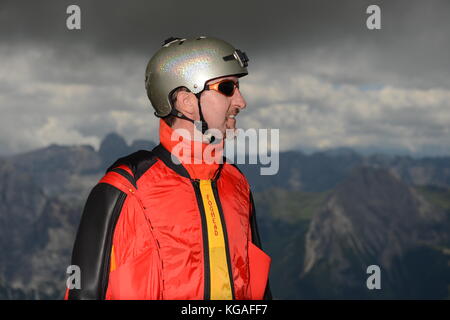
[0,1,447,54]
[2,0,449,88]
[1,0,449,156]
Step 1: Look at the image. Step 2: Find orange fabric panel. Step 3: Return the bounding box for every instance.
[105,189,163,300]
[248,241,271,300]
[107,246,163,300]
[215,166,252,299]
[135,165,205,300]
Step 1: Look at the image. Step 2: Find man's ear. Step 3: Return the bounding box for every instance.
[175,91,198,118]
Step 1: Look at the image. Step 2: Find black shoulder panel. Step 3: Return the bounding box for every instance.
[68,183,126,300]
[106,150,158,186]
[249,191,263,249]
[109,167,137,188]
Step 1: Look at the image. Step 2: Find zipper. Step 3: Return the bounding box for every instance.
[211,180,236,300]
[137,194,166,299]
[191,179,211,300]
[192,178,235,300]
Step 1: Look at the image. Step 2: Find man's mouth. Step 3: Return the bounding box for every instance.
[224,107,240,137]
[225,113,237,130]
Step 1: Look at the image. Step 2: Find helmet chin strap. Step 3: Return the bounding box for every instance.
[194,92,208,135]
[169,91,216,143]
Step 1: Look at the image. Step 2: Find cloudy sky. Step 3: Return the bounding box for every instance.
[1,0,449,157]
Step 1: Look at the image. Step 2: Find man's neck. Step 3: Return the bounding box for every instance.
[171,119,210,144]
[158,119,224,180]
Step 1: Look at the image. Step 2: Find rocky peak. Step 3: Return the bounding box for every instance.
[98,133,128,161]
[303,166,448,282]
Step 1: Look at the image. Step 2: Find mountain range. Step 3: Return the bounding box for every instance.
[0,133,448,299]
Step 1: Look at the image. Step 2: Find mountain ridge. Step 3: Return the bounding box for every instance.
[0,134,449,299]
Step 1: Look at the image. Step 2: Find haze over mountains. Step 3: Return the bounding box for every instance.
[0,133,449,299]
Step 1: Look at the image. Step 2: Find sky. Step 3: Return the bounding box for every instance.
[0,0,449,157]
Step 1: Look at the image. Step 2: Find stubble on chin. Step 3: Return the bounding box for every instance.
[224,117,237,139]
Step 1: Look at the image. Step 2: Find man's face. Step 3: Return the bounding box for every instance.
[200,76,247,137]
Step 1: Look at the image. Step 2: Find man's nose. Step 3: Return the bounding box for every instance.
[232,88,247,110]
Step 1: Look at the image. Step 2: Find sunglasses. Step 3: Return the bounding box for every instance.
[206,79,240,97]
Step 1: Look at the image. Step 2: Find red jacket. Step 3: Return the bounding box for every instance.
[66,120,271,300]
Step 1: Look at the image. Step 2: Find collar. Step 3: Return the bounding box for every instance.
[159,119,224,180]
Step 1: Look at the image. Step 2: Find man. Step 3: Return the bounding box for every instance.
[66,36,272,300]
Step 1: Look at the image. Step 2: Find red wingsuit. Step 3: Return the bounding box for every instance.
[65,119,271,300]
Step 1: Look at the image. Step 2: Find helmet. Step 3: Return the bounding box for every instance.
[145,36,249,118]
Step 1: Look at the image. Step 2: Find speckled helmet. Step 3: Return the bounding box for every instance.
[145,36,249,118]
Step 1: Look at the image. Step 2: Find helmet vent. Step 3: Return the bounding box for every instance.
[162,37,181,47]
